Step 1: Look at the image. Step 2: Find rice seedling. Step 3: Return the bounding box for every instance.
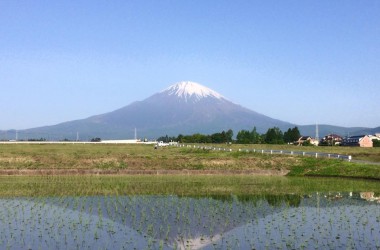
[0,175,380,249]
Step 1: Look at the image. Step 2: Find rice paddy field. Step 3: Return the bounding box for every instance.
[0,143,380,249]
[0,176,380,249]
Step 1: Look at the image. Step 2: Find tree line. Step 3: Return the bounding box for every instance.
[157,129,234,144]
[157,126,302,144]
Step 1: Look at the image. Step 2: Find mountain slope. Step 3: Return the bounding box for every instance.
[297,125,374,139]
[83,81,294,138]
[2,81,377,140]
[8,81,292,140]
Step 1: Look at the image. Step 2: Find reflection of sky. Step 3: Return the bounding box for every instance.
[0,198,166,249]
[0,193,379,249]
[206,205,380,249]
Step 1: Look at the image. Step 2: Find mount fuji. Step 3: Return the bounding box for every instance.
[3,81,375,140]
[7,81,292,140]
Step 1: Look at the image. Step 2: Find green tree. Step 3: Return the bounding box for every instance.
[250,127,261,143]
[191,133,211,143]
[177,134,184,143]
[302,140,312,146]
[211,132,223,143]
[264,127,284,144]
[236,127,261,144]
[373,139,380,147]
[157,135,176,142]
[283,126,301,143]
[210,129,233,143]
[225,129,233,143]
[236,130,251,144]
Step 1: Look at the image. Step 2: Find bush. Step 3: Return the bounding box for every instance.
[302,140,312,146]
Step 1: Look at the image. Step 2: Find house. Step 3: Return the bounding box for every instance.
[320,134,343,146]
[369,134,380,141]
[297,136,318,146]
[310,138,319,146]
[297,136,311,146]
[369,134,380,147]
[342,135,373,147]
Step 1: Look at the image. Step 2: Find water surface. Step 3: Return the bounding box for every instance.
[1,191,379,249]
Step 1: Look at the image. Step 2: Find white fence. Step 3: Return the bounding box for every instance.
[175,144,352,162]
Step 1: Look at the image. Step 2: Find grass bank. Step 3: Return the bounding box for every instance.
[0,143,299,172]
[0,143,379,180]
[1,175,380,197]
[287,157,380,180]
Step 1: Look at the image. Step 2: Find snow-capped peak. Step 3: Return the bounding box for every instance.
[161,81,224,102]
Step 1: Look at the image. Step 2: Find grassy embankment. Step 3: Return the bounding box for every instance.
[1,175,380,197]
[0,143,379,196]
[0,143,379,178]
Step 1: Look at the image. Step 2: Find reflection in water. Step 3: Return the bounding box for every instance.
[0,193,379,249]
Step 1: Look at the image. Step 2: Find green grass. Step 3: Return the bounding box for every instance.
[288,158,380,180]
[232,143,380,162]
[1,175,379,197]
[0,143,298,171]
[0,143,379,180]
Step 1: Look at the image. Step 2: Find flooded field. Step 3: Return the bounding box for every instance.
[1,190,380,249]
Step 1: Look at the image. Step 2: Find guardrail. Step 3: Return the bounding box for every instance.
[175,144,352,162]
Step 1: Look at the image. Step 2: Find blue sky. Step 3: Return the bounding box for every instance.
[1,1,379,130]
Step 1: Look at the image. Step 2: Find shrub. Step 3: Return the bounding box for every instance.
[373,139,380,147]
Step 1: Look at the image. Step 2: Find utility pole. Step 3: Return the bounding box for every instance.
[315,123,319,142]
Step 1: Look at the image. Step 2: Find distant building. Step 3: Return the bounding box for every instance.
[369,134,380,147]
[369,134,380,141]
[297,136,319,146]
[297,136,311,146]
[310,138,319,146]
[320,134,343,146]
[342,135,373,147]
